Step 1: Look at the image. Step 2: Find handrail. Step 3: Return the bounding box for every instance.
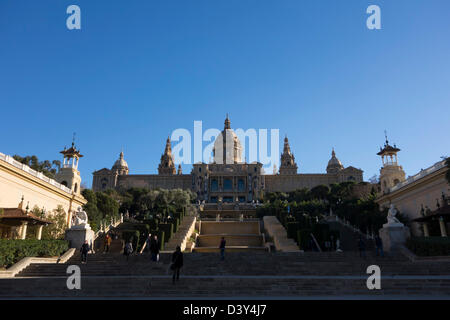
[310,233,322,252]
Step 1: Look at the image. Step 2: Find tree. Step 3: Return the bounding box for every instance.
[37,205,68,240]
[13,154,61,179]
[310,185,330,200]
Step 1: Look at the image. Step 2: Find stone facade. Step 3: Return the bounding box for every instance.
[92,116,364,201]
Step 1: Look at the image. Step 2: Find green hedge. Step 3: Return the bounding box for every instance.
[406,237,450,256]
[159,223,173,243]
[297,229,312,250]
[0,239,69,268]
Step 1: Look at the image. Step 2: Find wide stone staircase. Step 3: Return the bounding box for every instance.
[2,250,450,298]
[193,221,268,252]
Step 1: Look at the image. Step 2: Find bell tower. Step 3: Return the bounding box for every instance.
[55,140,83,195]
[279,135,298,175]
[377,132,405,194]
[158,136,176,175]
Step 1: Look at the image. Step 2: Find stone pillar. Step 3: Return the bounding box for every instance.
[379,225,410,252]
[36,225,44,240]
[423,222,430,237]
[439,217,448,237]
[20,222,28,240]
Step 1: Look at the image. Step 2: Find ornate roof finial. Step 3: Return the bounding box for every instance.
[72,132,76,147]
[224,114,231,129]
[384,130,389,146]
[332,147,336,157]
[18,195,25,209]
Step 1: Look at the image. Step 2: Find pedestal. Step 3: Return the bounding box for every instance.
[65,226,95,249]
[379,225,410,252]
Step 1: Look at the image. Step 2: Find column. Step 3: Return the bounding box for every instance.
[20,222,28,240]
[439,217,448,237]
[36,225,43,240]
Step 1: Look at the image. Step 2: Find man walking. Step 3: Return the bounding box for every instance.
[375,234,384,257]
[219,237,226,261]
[171,246,184,284]
[80,240,90,264]
[358,236,366,259]
[150,235,160,262]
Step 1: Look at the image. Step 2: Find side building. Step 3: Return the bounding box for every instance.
[0,142,87,239]
[375,137,449,236]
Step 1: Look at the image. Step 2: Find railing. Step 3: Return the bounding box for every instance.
[0,152,72,194]
[328,214,375,240]
[94,217,122,240]
[389,159,446,193]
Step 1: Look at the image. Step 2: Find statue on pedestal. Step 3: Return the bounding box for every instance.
[71,206,90,229]
[385,204,402,226]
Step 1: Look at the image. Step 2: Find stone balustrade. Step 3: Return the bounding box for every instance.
[0,152,73,194]
[263,216,300,252]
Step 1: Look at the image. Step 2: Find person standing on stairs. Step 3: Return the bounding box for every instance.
[80,240,90,264]
[219,237,226,261]
[171,246,183,284]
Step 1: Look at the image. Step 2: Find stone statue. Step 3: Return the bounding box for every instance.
[73,206,88,226]
[385,204,403,227]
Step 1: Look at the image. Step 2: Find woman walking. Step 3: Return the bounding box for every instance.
[124,239,133,261]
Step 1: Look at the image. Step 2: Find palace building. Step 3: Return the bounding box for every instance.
[92,116,364,202]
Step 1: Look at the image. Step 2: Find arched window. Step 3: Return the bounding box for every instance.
[211,179,218,192]
[74,183,78,193]
[238,179,245,191]
[224,179,232,191]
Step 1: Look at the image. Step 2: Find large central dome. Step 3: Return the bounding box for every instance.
[212,115,243,164]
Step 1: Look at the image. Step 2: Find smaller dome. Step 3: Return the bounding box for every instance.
[112,151,128,169]
[327,149,343,173]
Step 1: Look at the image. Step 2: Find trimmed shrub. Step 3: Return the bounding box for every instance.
[406,237,450,256]
[0,239,69,268]
[286,222,301,240]
[159,223,173,243]
[297,229,312,250]
[158,230,165,251]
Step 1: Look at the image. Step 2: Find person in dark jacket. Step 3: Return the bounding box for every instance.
[80,240,90,264]
[171,246,184,284]
[219,237,226,261]
[358,236,366,259]
[375,234,384,257]
[150,235,160,262]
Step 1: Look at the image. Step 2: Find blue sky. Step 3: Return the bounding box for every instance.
[1,0,449,188]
